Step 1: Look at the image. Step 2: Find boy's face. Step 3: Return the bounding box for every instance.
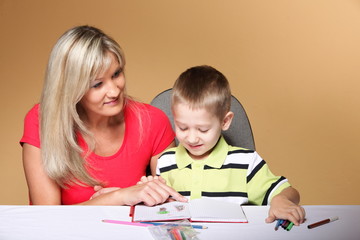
[173,102,231,160]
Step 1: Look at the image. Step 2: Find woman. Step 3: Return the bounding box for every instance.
[20,25,186,205]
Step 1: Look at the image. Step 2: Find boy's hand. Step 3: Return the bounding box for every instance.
[137,175,166,185]
[266,194,306,226]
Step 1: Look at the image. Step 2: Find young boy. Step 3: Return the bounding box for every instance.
[142,65,305,225]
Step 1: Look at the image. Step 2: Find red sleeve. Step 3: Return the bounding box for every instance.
[20,104,41,148]
[147,105,175,156]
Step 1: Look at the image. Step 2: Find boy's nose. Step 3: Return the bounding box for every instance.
[187,130,199,144]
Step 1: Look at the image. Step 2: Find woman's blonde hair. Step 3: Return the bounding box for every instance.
[40,25,126,187]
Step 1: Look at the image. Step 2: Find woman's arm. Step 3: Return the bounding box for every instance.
[24,141,185,206]
[89,140,181,205]
[22,143,62,204]
[84,178,187,206]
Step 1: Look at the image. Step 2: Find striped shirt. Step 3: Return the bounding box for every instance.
[156,136,290,205]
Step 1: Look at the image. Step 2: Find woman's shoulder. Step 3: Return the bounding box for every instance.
[24,103,40,120]
[126,99,166,117]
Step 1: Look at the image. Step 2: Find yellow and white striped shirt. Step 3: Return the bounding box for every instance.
[156,136,290,205]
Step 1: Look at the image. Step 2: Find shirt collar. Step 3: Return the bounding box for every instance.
[175,136,229,169]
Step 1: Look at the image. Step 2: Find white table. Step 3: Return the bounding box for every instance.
[0,205,359,240]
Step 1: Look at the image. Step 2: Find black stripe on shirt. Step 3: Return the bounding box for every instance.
[202,191,248,198]
[160,151,176,158]
[204,163,248,170]
[261,176,286,205]
[178,191,190,196]
[159,164,178,173]
[247,160,266,183]
[228,149,255,155]
[159,163,191,173]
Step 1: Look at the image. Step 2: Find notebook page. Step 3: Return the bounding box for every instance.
[133,201,191,222]
[189,198,247,222]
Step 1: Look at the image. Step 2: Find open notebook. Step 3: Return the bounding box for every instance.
[131,198,248,223]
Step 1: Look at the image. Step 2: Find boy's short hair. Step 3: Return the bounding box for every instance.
[172,65,231,120]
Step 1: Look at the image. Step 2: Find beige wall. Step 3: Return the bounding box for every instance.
[1,0,359,205]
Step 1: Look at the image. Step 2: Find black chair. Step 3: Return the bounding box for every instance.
[150,88,256,150]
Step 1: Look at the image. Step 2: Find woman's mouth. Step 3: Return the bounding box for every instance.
[104,98,119,105]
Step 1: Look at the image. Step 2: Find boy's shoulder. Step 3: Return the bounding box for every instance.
[228,145,255,153]
[160,147,177,156]
[157,147,177,163]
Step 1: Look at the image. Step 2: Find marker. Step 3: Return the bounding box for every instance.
[274,219,283,231]
[307,216,339,229]
[286,222,294,231]
[140,221,208,229]
[281,220,290,229]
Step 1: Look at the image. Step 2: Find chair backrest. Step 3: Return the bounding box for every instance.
[150,88,256,150]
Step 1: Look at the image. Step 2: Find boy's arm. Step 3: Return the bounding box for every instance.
[266,187,306,226]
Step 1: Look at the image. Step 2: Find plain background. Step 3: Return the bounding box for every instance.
[1,0,359,205]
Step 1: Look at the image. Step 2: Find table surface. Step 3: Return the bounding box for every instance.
[0,205,359,240]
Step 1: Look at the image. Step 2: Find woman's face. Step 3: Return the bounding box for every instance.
[80,53,126,121]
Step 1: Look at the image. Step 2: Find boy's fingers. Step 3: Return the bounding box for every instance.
[140,176,149,182]
[158,176,167,183]
[265,215,276,223]
[265,210,276,223]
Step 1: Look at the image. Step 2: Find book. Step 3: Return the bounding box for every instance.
[131,198,248,223]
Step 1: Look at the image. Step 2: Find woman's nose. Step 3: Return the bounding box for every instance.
[106,81,120,97]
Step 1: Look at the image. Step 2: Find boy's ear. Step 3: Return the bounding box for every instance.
[221,111,234,131]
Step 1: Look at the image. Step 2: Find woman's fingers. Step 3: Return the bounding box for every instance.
[134,179,187,206]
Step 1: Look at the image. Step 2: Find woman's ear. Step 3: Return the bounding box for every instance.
[221,111,234,131]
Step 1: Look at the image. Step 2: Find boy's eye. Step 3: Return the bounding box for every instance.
[199,129,209,133]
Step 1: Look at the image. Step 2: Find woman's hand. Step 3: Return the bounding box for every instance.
[122,177,187,206]
[90,186,121,200]
[87,177,187,206]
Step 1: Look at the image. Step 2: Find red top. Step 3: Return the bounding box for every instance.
[20,101,175,204]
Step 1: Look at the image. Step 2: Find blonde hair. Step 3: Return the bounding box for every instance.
[172,65,231,121]
[40,25,126,187]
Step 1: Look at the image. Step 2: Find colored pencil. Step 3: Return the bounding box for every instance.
[286,222,294,231]
[274,219,282,231]
[140,221,208,229]
[307,216,339,229]
[102,219,152,227]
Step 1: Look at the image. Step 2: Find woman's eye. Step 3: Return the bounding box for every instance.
[112,69,122,78]
[92,82,102,88]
